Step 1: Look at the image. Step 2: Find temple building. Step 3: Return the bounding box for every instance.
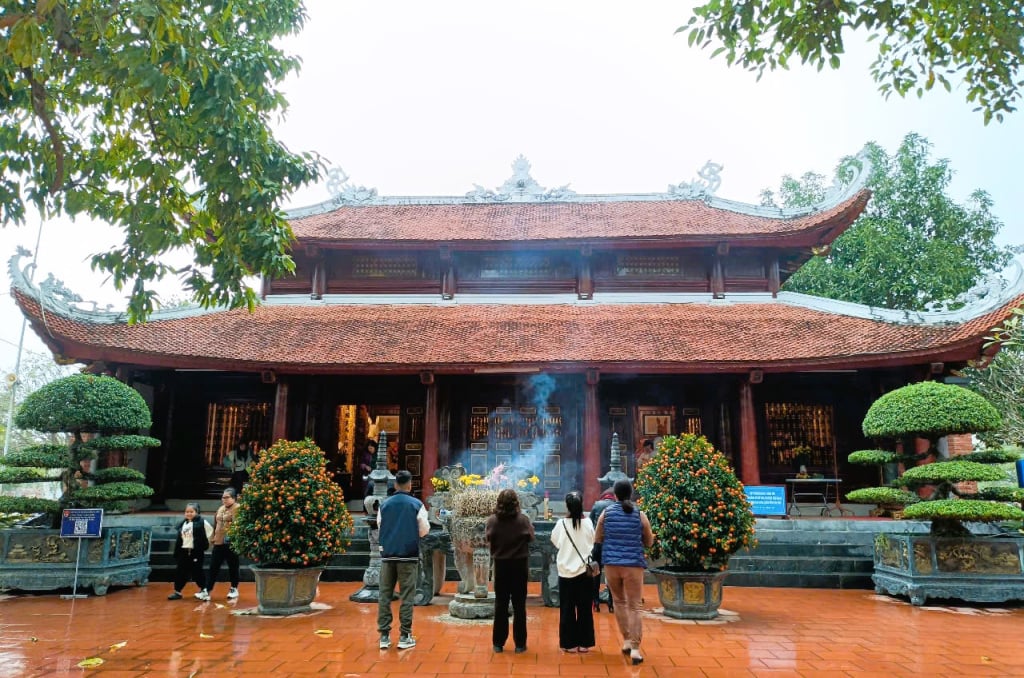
[10,156,1023,507]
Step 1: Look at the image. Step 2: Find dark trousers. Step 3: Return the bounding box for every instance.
[174,549,206,592]
[206,544,239,594]
[559,573,596,649]
[377,560,419,636]
[493,557,528,649]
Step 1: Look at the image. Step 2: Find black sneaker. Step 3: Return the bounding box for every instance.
[378,633,391,650]
[167,592,182,600]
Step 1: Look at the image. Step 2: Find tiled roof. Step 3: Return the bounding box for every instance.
[14,289,1015,373]
[288,191,870,244]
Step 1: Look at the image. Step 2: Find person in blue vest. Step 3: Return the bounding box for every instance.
[376,469,430,651]
[593,479,654,665]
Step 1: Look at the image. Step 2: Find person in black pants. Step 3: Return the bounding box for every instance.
[486,488,535,653]
[195,487,240,601]
[168,502,209,600]
[551,492,596,653]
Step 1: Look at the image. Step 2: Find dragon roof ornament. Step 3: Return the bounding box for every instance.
[286,151,872,220]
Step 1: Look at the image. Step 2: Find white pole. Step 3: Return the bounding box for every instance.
[2,220,44,457]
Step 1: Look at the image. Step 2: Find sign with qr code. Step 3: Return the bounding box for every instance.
[59,508,104,538]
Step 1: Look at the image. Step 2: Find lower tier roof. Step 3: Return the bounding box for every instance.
[11,288,1018,374]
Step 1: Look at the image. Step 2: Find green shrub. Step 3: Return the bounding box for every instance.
[959,447,1024,464]
[0,467,51,483]
[0,496,60,515]
[74,482,155,502]
[900,460,1008,485]
[15,375,151,433]
[976,487,1024,503]
[635,433,756,572]
[862,381,1001,440]
[80,435,161,453]
[902,499,1024,523]
[846,487,921,506]
[2,445,70,469]
[92,467,147,484]
[848,449,898,466]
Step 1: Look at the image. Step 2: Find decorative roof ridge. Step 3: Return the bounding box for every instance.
[8,248,210,326]
[776,255,1024,326]
[285,151,872,221]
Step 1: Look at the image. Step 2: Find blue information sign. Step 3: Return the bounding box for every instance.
[60,508,104,538]
[744,485,787,516]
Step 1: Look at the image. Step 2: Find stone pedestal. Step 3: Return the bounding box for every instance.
[449,590,496,618]
[349,517,382,603]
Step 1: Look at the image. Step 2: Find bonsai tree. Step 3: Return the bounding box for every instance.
[0,375,158,524]
[227,438,353,568]
[636,433,756,572]
[847,381,1024,535]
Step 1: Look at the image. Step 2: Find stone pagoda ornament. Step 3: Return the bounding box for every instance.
[598,433,632,489]
[349,430,396,603]
[465,155,577,202]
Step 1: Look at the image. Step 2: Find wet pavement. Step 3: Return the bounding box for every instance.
[1,581,1022,677]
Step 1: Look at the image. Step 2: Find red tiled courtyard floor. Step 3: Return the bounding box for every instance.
[2,582,1023,677]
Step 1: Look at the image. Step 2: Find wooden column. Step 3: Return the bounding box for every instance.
[421,372,439,499]
[738,381,761,485]
[577,246,594,300]
[583,369,601,507]
[272,378,289,443]
[768,258,781,297]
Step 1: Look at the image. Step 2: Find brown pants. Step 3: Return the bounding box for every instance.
[604,565,645,650]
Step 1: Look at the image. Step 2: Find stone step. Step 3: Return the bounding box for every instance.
[726,571,873,589]
[727,555,874,574]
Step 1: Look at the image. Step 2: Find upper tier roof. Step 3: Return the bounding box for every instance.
[10,250,1022,374]
[287,155,872,246]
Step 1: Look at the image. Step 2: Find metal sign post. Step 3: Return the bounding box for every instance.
[59,508,104,600]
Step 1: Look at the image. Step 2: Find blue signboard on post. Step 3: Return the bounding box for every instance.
[60,508,104,539]
[744,485,787,516]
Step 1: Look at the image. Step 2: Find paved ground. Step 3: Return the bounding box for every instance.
[1,581,1022,677]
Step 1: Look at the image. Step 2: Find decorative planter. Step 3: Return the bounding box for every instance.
[448,516,495,619]
[252,566,324,615]
[650,567,728,620]
[873,533,1024,606]
[0,526,152,595]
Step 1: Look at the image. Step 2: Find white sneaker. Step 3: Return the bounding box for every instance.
[194,590,210,601]
[397,634,416,650]
[227,587,239,599]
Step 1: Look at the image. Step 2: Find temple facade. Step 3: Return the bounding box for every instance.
[10,156,1022,507]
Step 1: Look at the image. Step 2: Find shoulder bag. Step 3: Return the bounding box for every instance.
[561,519,600,577]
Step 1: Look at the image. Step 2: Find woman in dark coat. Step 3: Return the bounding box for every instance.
[486,488,535,653]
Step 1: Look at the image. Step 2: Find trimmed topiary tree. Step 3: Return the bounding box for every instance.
[848,381,1024,535]
[1,375,158,525]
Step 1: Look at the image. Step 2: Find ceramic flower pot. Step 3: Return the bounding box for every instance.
[252,565,324,615]
[649,567,728,620]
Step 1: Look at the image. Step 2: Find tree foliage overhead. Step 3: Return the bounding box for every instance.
[963,345,1024,447]
[1,0,323,321]
[678,1,1024,124]
[763,133,1011,310]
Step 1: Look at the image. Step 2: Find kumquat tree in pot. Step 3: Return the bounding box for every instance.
[227,438,354,615]
[636,433,756,619]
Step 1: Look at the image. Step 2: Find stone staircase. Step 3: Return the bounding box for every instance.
[725,518,929,589]
[142,511,930,589]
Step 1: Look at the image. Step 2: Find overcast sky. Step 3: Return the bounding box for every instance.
[2,0,1023,370]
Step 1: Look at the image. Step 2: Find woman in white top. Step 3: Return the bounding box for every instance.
[550,491,596,653]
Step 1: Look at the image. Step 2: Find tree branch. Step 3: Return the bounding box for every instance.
[21,68,66,195]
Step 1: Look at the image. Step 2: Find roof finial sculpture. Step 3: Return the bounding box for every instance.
[465,155,576,202]
[668,160,724,199]
[326,165,378,204]
[598,432,632,488]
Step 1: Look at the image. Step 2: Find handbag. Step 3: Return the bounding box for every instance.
[561,519,601,577]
